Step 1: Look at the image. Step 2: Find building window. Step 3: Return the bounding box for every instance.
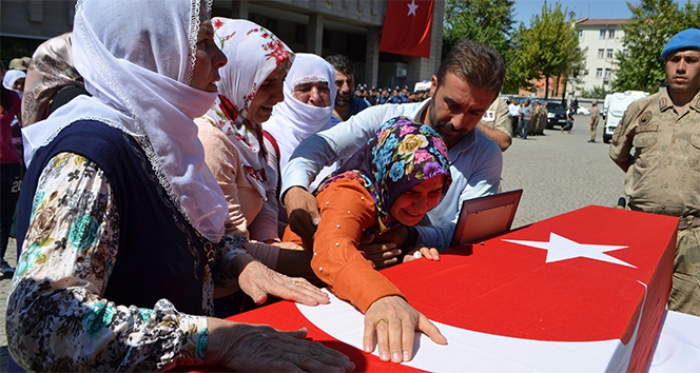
[607,49,613,58]
[608,29,615,39]
[578,30,583,40]
[604,68,611,79]
[600,29,606,39]
[295,23,306,44]
[596,68,603,78]
[598,49,604,59]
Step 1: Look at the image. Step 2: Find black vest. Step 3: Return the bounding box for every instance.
[17,120,208,315]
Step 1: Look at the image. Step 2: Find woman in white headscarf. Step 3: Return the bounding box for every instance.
[2,70,26,98]
[264,53,338,184]
[6,1,352,372]
[263,53,338,231]
[196,19,320,300]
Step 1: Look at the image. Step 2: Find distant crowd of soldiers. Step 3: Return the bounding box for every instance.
[354,85,431,105]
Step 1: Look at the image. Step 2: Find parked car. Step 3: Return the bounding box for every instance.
[545,101,567,129]
[576,107,590,115]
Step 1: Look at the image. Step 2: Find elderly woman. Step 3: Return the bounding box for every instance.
[283,117,451,363]
[263,53,338,233]
[264,53,337,183]
[195,20,321,311]
[6,1,353,372]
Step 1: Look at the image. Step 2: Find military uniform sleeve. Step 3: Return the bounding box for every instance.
[609,103,643,170]
[7,153,209,372]
[493,98,512,136]
[310,178,405,313]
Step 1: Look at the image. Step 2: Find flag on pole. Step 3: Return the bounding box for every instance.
[379,0,434,58]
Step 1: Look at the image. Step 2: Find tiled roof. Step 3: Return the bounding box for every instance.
[575,18,629,26]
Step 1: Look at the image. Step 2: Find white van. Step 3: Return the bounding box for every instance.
[603,91,649,143]
[602,93,613,120]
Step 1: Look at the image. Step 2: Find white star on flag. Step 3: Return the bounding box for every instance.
[407,0,419,17]
[503,232,636,268]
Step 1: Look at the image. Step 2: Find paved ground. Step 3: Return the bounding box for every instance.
[0,114,624,365]
[504,115,625,228]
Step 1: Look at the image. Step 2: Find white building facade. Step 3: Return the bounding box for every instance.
[572,18,628,95]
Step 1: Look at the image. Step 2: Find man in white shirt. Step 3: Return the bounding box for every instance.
[508,99,521,137]
[279,40,506,365]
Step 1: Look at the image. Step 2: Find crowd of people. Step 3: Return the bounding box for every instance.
[0,0,697,370]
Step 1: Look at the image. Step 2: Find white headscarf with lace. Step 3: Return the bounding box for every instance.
[263,53,337,173]
[21,0,228,241]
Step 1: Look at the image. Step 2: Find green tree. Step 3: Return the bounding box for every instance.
[581,85,612,100]
[613,0,700,92]
[442,0,520,92]
[512,1,580,99]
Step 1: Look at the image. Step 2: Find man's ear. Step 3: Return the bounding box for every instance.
[430,75,438,97]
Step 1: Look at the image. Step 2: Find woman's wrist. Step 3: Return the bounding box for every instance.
[400,226,419,256]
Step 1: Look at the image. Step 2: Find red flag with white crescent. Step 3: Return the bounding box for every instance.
[379,0,434,58]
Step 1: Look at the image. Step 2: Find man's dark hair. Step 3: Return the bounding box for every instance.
[437,40,505,93]
[325,54,354,76]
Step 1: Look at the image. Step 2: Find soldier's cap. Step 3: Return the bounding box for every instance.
[660,28,700,60]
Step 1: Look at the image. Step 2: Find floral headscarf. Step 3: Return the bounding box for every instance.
[202,18,293,199]
[316,116,452,233]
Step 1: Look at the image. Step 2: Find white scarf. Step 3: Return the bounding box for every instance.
[3,70,26,99]
[202,18,293,199]
[263,53,337,173]
[21,0,228,241]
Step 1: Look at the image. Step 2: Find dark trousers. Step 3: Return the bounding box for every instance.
[0,162,22,260]
[517,119,530,139]
[510,116,519,137]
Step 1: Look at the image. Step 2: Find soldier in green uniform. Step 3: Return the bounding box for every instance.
[538,100,548,135]
[609,28,700,316]
[529,100,540,136]
[477,97,512,152]
[588,102,600,142]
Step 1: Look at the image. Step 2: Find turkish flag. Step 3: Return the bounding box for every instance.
[184,206,677,372]
[379,0,434,58]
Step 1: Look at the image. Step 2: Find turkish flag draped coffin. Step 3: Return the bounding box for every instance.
[189,206,676,372]
[379,0,434,58]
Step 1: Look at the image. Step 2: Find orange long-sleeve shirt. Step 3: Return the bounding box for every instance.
[283,178,404,312]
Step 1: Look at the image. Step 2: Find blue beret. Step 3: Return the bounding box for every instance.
[661,28,700,60]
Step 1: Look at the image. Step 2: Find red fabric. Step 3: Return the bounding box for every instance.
[379,0,434,58]
[185,206,676,372]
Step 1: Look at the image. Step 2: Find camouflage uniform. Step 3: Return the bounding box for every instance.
[529,102,540,136]
[479,98,512,138]
[609,89,700,316]
[480,98,511,192]
[538,103,548,134]
[590,106,600,141]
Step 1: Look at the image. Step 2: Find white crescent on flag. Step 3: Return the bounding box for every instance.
[297,288,642,372]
